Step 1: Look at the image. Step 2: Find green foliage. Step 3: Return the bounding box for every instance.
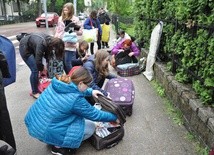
[107,0,133,15]
[133,0,214,105]
[119,22,135,37]
[185,132,209,155]
[151,81,165,97]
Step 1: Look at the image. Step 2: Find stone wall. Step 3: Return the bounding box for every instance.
[153,61,214,148]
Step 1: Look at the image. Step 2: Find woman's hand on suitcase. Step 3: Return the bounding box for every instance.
[116,119,120,124]
[92,90,103,98]
[107,92,112,100]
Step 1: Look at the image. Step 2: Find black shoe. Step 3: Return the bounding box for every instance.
[69,148,77,155]
[51,146,69,155]
[0,144,16,155]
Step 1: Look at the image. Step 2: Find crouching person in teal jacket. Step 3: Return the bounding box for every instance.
[24,66,118,155]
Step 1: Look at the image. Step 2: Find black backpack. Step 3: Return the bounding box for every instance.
[16,33,30,42]
[115,50,132,66]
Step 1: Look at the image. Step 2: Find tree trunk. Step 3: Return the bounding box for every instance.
[37,0,42,16]
[2,0,6,16]
[16,0,21,16]
[50,0,56,12]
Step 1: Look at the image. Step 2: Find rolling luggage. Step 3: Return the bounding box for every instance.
[104,78,135,116]
[89,95,126,150]
[0,35,16,87]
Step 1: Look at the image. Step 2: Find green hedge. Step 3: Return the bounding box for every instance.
[133,0,214,105]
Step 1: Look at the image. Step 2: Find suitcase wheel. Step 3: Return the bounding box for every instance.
[106,141,119,149]
[127,111,132,116]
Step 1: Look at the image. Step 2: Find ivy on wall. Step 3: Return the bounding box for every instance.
[133,0,214,104]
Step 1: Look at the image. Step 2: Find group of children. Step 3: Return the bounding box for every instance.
[19,3,121,155]
[18,2,142,155]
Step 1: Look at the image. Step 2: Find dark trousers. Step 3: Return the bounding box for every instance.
[102,41,109,48]
[90,35,101,54]
[0,71,16,150]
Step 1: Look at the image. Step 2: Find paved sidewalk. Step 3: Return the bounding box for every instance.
[4,26,197,155]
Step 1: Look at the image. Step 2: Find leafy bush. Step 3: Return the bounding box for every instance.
[133,0,214,104]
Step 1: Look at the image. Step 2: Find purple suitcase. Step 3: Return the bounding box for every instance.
[104,78,135,116]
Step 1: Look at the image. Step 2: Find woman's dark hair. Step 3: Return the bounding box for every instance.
[90,10,97,19]
[47,37,65,59]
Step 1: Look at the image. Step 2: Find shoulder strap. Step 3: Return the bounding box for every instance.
[89,18,93,27]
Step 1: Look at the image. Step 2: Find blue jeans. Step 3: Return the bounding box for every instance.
[83,119,95,141]
[19,48,39,94]
[64,50,76,74]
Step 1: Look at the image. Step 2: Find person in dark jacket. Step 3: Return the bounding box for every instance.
[0,51,16,155]
[83,49,117,97]
[98,8,111,25]
[19,33,65,99]
[83,10,102,54]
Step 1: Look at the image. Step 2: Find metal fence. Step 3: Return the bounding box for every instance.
[111,14,134,35]
[143,17,214,103]
[0,15,34,26]
[111,14,214,103]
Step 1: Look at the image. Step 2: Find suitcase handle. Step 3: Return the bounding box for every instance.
[106,141,119,149]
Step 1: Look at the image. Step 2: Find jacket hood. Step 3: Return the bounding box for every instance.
[88,55,94,61]
[51,77,78,94]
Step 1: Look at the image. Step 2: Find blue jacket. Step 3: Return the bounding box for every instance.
[83,55,117,96]
[83,18,102,35]
[24,77,117,148]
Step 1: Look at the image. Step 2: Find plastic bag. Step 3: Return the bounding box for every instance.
[83,29,98,43]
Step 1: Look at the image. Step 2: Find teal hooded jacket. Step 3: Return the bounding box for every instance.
[25,77,117,148]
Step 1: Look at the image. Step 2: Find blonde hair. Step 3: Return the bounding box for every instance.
[94,50,109,79]
[61,3,74,21]
[56,74,71,83]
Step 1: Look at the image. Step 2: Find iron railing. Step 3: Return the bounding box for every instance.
[111,14,214,103]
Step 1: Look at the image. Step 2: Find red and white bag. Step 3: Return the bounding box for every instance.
[38,70,51,93]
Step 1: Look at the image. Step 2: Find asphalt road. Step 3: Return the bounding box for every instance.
[2,22,197,155]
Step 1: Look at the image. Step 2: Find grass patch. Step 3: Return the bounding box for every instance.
[185,132,209,155]
[151,80,183,126]
[151,80,209,155]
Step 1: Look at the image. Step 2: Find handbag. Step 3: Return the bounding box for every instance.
[48,50,64,79]
[83,29,98,43]
[115,51,132,66]
[83,18,98,43]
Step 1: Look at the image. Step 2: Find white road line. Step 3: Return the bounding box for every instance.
[7,35,16,40]
[12,40,19,44]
